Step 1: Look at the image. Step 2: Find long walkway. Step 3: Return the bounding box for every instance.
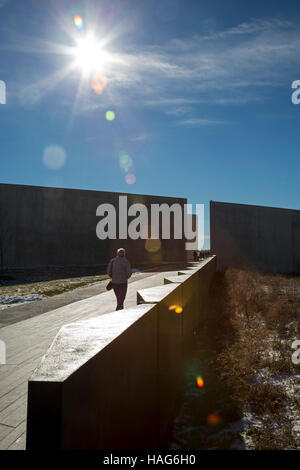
[0,268,183,450]
[0,271,157,328]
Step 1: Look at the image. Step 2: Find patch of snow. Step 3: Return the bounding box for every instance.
[0,294,44,305]
[0,304,9,310]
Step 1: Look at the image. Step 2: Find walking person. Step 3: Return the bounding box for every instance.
[107,248,132,310]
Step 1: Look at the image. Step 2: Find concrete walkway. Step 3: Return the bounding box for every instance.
[0,268,183,450]
[0,271,157,328]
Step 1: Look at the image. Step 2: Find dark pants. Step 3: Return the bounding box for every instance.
[112,283,128,310]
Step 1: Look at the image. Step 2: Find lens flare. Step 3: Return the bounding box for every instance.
[196,376,204,388]
[106,110,115,121]
[43,145,66,170]
[91,76,107,95]
[74,15,83,30]
[207,413,221,425]
[168,304,182,314]
[125,173,136,184]
[145,238,161,253]
[119,153,133,172]
[132,195,145,205]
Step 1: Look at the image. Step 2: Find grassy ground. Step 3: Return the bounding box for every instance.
[0,274,109,306]
[212,269,300,449]
[171,269,300,450]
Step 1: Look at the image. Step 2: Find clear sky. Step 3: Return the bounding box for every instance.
[1,0,300,247]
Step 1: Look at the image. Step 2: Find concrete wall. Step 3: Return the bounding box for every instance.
[26,257,216,450]
[0,183,187,269]
[210,200,300,273]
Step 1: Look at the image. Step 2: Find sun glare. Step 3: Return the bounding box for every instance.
[73,34,110,76]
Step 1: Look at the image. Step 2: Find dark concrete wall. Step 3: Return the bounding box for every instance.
[0,183,187,269]
[26,257,216,450]
[27,304,160,450]
[210,200,300,273]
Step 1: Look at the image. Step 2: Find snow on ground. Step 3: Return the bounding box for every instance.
[0,294,44,309]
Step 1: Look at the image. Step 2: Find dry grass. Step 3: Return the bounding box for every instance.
[0,274,108,302]
[213,269,300,450]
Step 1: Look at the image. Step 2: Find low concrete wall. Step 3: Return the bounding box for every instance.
[26,257,216,450]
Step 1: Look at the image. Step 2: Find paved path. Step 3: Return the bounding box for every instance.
[0,267,183,450]
[0,271,157,328]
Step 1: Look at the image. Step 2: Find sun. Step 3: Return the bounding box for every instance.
[72,34,111,76]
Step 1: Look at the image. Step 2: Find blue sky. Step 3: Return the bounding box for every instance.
[1,0,300,247]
